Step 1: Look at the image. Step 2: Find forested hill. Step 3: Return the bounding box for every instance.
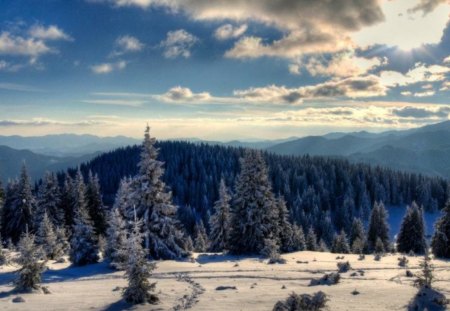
[66,141,449,236]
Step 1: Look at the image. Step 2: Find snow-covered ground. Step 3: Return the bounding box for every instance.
[0,251,449,310]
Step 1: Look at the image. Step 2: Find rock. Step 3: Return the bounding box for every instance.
[216,286,237,291]
[12,296,25,303]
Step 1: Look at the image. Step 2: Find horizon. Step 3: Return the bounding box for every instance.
[1,0,450,139]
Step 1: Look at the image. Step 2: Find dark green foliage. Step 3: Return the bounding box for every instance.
[397,202,426,254]
[432,201,450,258]
[273,291,328,311]
[367,202,390,252]
[86,171,107,235]
[331,230,350,254]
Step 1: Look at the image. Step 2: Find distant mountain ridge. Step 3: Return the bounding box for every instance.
[267,120,450,179]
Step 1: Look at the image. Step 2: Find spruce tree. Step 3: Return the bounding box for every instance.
[209,178,231,252]
[36,172,63,228]
[130,126,188,260]
[306,227,318,251]
[123,212,158,304]
[431,201,450,258]
[194,220,209,252]
[36,211,58,260]
[54,226,69,260]
[3,165,35,243]
[367,201,390,252]
[60,173,75,230]
[86,171,107,235]
[15,230,45,292]
[69,204,99,266]
[397,202,426,254]
[229,149,278,254]
[350,218,366,254]
[276,196,295,253]
[113,178,133,217]
[106,208,128,269]
[291,224,306,251]
[331,230,350,254]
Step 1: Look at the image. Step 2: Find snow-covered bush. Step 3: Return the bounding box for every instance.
[309,273,340,286]
[337,261,351,273]
[273,291,328,311]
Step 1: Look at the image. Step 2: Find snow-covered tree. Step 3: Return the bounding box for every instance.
[113,177,133,216]
[194,220,209,252]
[276,196,296,253]
[86,171,107,235]
[15,230,45,292]
[105,207,128,270]
[2,164,35,243]
[36,211,58,260]
[397,202,426,254]
[291,224,306,251]
[69,205,99,266]
[332,230,350,254]
[130,126,188,260]
[306,227,318,251]
[122,212,158,305]
[209,178,231,252]
[54,226,70,259]
[36,172,63,228]
[367,201,390,252]
[431,200,450,258]
[60,173,75,230]
[73,169,88,220]
[350,218,366,254]
[229,149,278,254]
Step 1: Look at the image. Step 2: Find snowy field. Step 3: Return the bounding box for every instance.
[0,251,449,310]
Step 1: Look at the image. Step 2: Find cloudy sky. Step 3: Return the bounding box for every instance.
[1,0,450,140]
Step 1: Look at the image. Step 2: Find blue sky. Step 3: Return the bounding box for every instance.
[1,0,450,140]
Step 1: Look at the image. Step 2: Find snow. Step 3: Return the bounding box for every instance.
[0,251,449,310]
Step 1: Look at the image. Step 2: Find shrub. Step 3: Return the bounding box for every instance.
[273,291,328,311]
[337,261,351,273]
[309,273,340,286]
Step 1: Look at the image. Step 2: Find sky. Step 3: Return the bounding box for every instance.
[1,0,450,140]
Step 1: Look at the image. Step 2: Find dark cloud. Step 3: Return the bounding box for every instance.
[408,0,447,16]
[392,106,450,118]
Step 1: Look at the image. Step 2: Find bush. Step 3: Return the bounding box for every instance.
[309,273,340,286]
[408,286,448,311]
[273,291,328,311]
[337,261,351,273]
[398,256,409,267]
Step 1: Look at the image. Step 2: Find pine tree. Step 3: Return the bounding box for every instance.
[54,226,69,260]
[194,220,209,252]
[3,165,35,243]
[113,178,133,217]
[431,201,450,258]
[332,230,350,254]
[397,202,426,254]
[15,230,45,292]
[123,211,158,305]
[129,126,188,260]
[367,201,390,252]
[36,211,58,260]
[36,172,63,228]
[276,196,295,253]
[209,179,231,252]
[229,149,278,254]
[60,173,75,230]
[106,208,128,270]
[86,171,107,235]
[414,250,434,288]
[291,224,306,251]
[306,227,318,251]
[69,205,99,266]
[350,218,366,254]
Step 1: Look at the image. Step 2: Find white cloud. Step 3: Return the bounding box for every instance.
[112,35,144,56]
[158,86,212,102]
[28,24,72,41]
[0,82,44,92]
[82,99,146,106]
[159,29,198,59]
[214,24,247,40]
[0,31,52,57]
[91,60,127,74]
[379,63,450,87]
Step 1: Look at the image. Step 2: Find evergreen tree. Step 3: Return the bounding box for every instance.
[86,171,107,235]
[331,230,350,254]
[350,218,366,253]
[209,178,231,252]
[291,224,306,251]
[397,202,426,254]
[194,220,209,252]
[36,211,58,260]
[306,227,318,251]
[229,149,278,254]
[130,126,188,260]
[431,201,450,258]
[113,178,133,217]
[106,208,128,269]
[73,169,88,219]
[54,226,69,259]
[123,211,158,305]
[276,196,295,253]
[15,230,45,292]
[36,172,63,228]
[69,205,99,266]
[3,165,35,243]
[60,173,75,230]
[367,201,390,252]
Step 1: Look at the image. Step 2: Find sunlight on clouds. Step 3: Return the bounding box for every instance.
[353,0,450,50]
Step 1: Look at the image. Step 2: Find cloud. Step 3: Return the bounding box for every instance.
[214,24,247,40]
[0,82,44,92]
[407,0,447,16]
[392,106,450,118]
[157,86,212,103]
[0,31,53,57]
[305,52,386,78]
[0,118,101,127]
[112,35,144,56]
[82,99,146,107]
[28,24,72,41]
[91,60,127,74]
[159,29,198,59]
[379,63,450,87]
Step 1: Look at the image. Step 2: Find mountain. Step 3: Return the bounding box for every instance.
[267,120,450,178]
[0,145,99,182]
[0,134,140,157]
